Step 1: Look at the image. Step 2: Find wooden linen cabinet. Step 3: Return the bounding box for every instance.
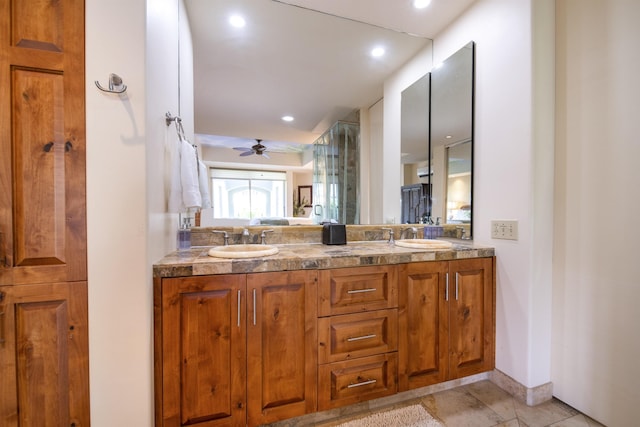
[0,0,89,425]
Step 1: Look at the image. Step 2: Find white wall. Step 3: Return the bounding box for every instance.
[432,0,555,390]
[87,0,190,425]
[86,0,150,425]
[553,1,640,425]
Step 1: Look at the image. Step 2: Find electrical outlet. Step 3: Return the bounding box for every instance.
[491,220,518,240]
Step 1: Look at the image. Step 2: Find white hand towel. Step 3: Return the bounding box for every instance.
[167,136,184,213]
[181,140,202,209]
[198,160,212,209]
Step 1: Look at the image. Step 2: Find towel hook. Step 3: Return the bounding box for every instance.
[166,112,186,142]
[95,73,127,94]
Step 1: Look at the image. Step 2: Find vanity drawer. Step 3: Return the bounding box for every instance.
[318,309,398,364]
[318,353,398,410]
[318,265,398,316]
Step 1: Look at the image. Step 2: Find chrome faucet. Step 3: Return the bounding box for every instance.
[381,227,395,244]
[260,229,274,244]
[212,230,229,246]
[400,226,418,239]
[242,228,250,244]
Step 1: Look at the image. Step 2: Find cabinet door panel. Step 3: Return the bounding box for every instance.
[0,282,89,427]
[398,262,448,390]
[161,275,246,427]
[448,258,494,379]
[1,0,86,287]
[247,270,317,426]
[12,69,66,268]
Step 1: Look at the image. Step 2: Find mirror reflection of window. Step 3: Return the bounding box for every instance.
[211,169,286,219]
[445,140,471,224]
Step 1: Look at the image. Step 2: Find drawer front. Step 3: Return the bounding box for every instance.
[319,266,398,316]
[318,353,398,410]
[318,309,398,364]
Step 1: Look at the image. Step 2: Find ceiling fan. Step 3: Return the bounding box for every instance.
[233,139,270,158]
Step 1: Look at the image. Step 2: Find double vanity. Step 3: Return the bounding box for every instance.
[153,225,495,427]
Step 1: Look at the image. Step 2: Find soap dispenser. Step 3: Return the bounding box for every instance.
[177,217,192,251]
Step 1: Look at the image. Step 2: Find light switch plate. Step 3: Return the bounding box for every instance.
[491,220,518,240]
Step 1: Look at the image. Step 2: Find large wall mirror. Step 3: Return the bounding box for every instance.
[400,41,475,236]
[185,0,475,232]
[185,0,432,226]
[429,41,475,237]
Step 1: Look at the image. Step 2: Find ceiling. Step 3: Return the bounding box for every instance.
[185,0,476,154]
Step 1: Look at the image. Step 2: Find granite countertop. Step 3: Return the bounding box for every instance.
[153,240,495,278]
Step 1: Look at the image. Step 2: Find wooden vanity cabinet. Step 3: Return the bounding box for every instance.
[155,270,317,427]
[398,258,495,391]
[317,265,399,410]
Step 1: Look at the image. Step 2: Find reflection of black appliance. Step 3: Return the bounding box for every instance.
[400,183,430,224]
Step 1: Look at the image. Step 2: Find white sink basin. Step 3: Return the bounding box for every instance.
[208,244,279,259]
[394,239,453,250]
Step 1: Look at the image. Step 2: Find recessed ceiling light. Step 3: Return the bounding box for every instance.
[413,0,431,9]
[371,46,385,58]
[446,135,453,139]
[229,14,246,28]
[282,115,294,122]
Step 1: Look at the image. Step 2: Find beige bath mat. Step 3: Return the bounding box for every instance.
[335,404,444,427]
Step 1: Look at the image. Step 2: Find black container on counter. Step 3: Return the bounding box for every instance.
[322,223,347,245]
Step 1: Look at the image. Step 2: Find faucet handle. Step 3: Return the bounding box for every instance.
[260,229,274,244]
[381,227,395,244]
[212,230,230,246]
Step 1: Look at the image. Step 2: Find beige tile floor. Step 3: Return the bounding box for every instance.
[308,380,606,427]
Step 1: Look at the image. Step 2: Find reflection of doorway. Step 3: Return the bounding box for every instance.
[400,183,430,224]
[445,140,471,224]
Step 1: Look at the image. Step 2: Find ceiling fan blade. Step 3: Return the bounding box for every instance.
[233,147,251,152]
[239,150,255,157]
[261,152,270,159]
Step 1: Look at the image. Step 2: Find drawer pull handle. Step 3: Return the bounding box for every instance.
[347,334,376,342]
[348,379,377,388]
[347,288,377,294]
